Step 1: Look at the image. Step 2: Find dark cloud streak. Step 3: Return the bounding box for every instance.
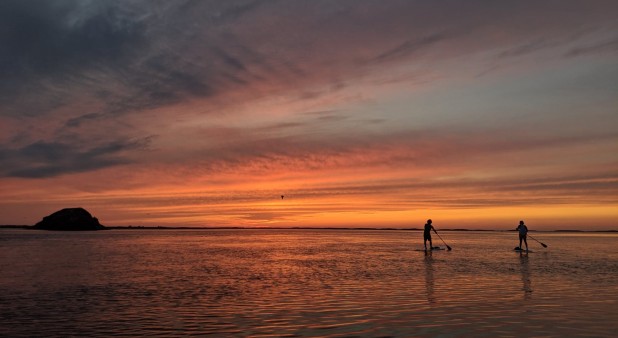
[565,37,618,57]
[0,137,152,178]
[372,34,446,63]
[0,0,146,103]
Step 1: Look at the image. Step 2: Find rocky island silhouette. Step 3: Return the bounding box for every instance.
[34,208,105,231]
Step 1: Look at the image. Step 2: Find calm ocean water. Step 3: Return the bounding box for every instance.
[0,229,616,337]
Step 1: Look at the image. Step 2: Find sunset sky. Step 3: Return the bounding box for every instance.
[1,1,617,229]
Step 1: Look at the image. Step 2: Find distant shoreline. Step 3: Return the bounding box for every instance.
[0,225,616,232]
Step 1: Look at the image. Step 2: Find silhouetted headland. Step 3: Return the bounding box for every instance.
[33,207,105,231]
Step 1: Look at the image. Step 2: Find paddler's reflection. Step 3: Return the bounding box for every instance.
[519,252,533,299]
[424,250,436,304]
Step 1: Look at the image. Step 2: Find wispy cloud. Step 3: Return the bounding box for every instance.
[1,0,617,228]
[4,0,615,121]
[565,37,618,57]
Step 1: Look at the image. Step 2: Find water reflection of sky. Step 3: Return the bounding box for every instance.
[0,230,616,336]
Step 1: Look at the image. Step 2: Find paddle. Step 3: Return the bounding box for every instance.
[434,230,452,251]
[527,234,548,248]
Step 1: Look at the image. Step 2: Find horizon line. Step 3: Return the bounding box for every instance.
[1,225,616,232]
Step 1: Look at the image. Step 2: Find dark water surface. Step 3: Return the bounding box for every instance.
[1,229,616,337]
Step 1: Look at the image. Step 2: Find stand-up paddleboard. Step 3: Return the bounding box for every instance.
[414,246,447,252]
[514,247,533,253]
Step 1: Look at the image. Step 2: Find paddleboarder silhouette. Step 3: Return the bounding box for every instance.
[516,220,529,251]
[424,219,437,251]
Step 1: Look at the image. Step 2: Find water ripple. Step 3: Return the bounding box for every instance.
[0,229,616,337]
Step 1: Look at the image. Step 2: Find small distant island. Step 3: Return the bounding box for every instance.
[33,207,105,231]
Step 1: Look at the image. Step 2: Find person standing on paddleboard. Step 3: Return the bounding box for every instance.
[424,219,437,251]
[516,220,529,251]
